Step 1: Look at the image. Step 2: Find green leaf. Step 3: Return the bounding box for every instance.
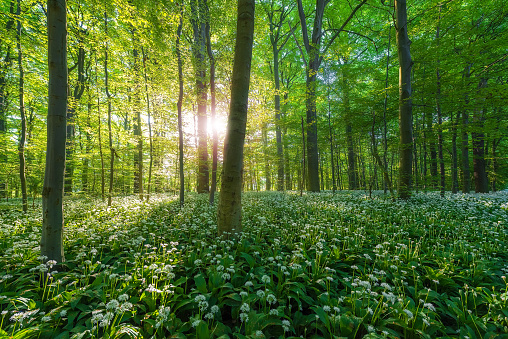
[194,274,208,293]
[196,321,210,339]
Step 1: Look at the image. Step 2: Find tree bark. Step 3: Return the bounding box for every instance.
[16,0,27,212]
[451,111,459,193]
[65,29,86,194]
[395,0,413,199]
[41,0,67,264]
[132,42,143,199]
[217,0,255,236]
[104,11,114,206]
[472,78,488,193]
[176,3,185,207]
[141,48,153,200]
[191,0,209,193]
[204,0,218,204]
[435,7,445,197]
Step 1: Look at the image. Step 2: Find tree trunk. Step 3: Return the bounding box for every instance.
[65,29,86,194]
[435,8,445,197]
[217,0,255,236]
[395,0,413,199]
[204,0,218,205]
[141,48,153,201]
[300,116,306,195]
[451,111,459,193]
[41,0,67,264]
[104,11,114,206]
[383,25,391,194]
[0,2,15,199]
[16,0,27,212]
[262,124,271,190]
[328,90,336,193]
[191,0,209,193]
[176,3,185,207]
[472,78,488,193]
[132,43,143,200]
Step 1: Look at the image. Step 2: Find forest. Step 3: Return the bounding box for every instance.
[0,0,507,338]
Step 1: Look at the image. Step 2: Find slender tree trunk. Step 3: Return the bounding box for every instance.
[262,124,271,190]
[176,4,184,207]
[16,0,27,212]
[65,30,86,194]
[104,11,114,206]
[435,8,445,197]
[371,112,394,197]
[328,90,336,193]
[95,56,105,202]
[41,0,67,264]
[383,25,391,194]
[395,0,413,199]
[0,3,15,199]
[132,42,143,200]
[217,0,255,236]
[300,116,306,196]
[141,48,153,201]
[472,78,488,193]
[451,111,459,193]
[204,0,218,204]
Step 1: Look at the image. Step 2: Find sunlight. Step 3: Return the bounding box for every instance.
[208,115,228,137]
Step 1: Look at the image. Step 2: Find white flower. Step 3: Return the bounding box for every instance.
[211,305,219,314]
[59,310,67,317]
[257,290,265,298]
[118,294,129,302]
[106,300,119,310]
[240,313,249,322]
[240,303,250,313]
[266,294,277,305]
[245,281,254,287]
[323,306,331,312]
[403,309,414,319]
[269,309,278,315]
[261,275,270,284]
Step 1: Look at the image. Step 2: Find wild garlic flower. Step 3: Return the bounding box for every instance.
[261,275,270,284]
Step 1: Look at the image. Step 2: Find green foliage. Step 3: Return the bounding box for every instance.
[1,191,508,337]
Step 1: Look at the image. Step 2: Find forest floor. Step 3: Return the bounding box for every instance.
[0,191,507,339]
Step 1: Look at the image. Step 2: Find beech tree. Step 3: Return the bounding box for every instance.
[217,0,255,236]
[41,0,67,264]
[395,0,413,199]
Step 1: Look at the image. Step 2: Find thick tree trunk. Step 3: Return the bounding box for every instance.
[460,109,470,193]
[191,0,209,193]
[217,0,255,236]
[300,116,306,195]
[16,0,27,212]
[176,5,185,207]
[395,0,413,199]
[41,0,67,264]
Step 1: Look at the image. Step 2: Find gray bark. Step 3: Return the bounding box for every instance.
[395,0,413,199]
[217,0,255,236]
[41,0,67,264]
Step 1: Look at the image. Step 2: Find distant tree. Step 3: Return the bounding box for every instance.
[41,0,67,264]
[217,0,255,236]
